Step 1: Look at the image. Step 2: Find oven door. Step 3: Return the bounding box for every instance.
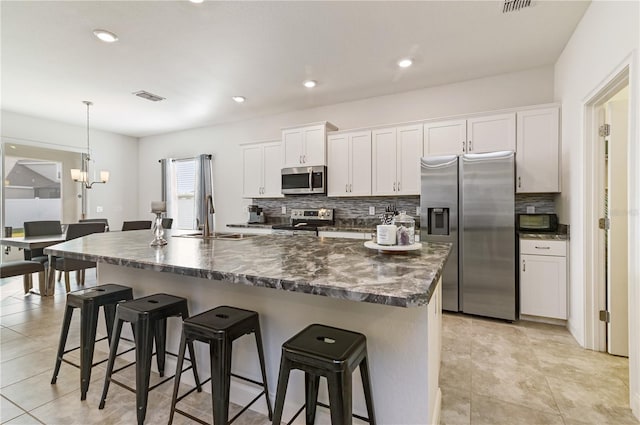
[281,166,326,195]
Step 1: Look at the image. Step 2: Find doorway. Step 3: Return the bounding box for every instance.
[599,86,630,357]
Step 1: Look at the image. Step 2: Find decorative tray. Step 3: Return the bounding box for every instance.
[364,241,422,253]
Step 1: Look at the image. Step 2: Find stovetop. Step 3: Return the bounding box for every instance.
[272,208,334,233]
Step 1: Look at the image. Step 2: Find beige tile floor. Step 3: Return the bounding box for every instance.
[1,273,638,425]
[440,313,639,425]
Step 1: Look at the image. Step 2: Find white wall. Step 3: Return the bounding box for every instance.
[1,110,139,230]
[553,0,639,417]
[138,66,554,229]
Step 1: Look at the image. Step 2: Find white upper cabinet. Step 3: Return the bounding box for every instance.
[516,107,560,193]
[372,124,422,196]
[327,131,371,197]
[282,122,338,167]
[242,141,283,198]
[466,113,516,154]
[423,119,467,156]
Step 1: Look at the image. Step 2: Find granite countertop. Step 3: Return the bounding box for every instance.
[45,230,451,308]
[519,232,568,241]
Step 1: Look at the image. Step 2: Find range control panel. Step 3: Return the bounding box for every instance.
[290,208,334,222]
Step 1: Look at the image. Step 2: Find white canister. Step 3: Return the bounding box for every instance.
[376,224,397,245]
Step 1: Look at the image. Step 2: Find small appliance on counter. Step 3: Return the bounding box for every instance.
[517,213,558,232]
[248,205,265,224]
[272,208,334,235]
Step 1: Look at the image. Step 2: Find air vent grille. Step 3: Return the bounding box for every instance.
[503,0,534,13]
[133,90,165,102]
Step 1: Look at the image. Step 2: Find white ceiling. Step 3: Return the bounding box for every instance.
[1,1,589,138]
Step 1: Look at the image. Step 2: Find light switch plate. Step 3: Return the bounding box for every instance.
[281,206,287,215]
[369,206,375,215]
[526,206,535,213]
[96,206,103,213]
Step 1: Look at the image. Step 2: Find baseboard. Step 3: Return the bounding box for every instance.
[632,391,640,421]
[431,387,442,425]
[520,314,568,327]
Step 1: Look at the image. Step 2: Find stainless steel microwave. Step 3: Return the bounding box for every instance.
[517,213,558,232]
[281,166,326,195]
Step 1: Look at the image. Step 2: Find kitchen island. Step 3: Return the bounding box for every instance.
[45,230,450,424]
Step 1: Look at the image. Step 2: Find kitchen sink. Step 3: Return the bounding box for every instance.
[172,232,260,240]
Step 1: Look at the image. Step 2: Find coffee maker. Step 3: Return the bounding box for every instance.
[247,205,265,224]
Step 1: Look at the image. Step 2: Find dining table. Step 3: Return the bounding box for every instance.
[0,233,66,295]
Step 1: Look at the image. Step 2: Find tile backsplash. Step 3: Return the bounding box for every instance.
[252,193,557,228]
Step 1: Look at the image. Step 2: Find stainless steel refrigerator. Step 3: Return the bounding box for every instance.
[420,151,516,321]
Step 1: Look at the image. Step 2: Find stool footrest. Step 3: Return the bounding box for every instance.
[229,372,266,387]
[173,408,209,425]
[286,402,373,425]
[229,390,266,424]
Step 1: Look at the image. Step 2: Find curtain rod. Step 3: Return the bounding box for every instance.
[158,154,212,163]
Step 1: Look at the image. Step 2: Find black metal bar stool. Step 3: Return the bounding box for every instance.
[272,324,376,425]
[168,305,273,425]
[98,293,201,425]
[50,284,134,400]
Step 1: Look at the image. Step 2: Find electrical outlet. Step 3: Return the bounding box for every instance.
[281,206,287,215]
[369,206,375,216]
[526,206,535,214]
[416,206,420,216]
[96,206,103,213]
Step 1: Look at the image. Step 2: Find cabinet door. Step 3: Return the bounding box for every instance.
[242,145,263,198]
[396,124,423,195]
[467,113,516,154]
[423,119,466,156]
[302,125,326,165]
[520,253,567,319]
[372,127,398,195]
[282,129,303,167]
[349,131,372,196]
[262,142,283,197]
[327,134,350,196]
[516,107,560,193]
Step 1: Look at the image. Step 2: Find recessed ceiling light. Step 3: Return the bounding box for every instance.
[189,0,204,3]
[93,29,118,43]
[232,96,246,103]
[398,58,413,68]
[303,80,317,88]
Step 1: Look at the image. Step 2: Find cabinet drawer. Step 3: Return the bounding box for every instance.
[520,239,566,256]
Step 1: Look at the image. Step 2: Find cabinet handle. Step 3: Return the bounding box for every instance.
[345,184,348,193]
[462,141,466,153]
[393,182,396,192]
[397,181,401,191]
[522,259,526,272]
[534,246,551,250]
[468,140,472,151]
[302,155,306,163]
[518,176,521,188]
[349,183,352,192]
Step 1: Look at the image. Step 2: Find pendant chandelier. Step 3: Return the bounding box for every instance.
[70,101,109,188]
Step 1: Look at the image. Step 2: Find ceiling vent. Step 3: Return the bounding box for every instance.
[133,90,165,102]
[502,0,534,13]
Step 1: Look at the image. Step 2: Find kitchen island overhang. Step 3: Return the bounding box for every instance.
[45,231,451,424]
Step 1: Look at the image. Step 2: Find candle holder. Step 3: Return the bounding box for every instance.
[150,212,167,246]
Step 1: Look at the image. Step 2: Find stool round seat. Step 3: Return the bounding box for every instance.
[51,284,134,400]
[169,305,272,425]
[99,293,201,425]
[272,324,376,425]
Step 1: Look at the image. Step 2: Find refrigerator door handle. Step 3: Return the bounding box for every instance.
[518,176,521,188]
[523,259,526,272]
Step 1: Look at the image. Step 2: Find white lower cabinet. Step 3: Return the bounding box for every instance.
[519,239,567,320]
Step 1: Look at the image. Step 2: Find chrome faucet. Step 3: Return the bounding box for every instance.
[203,194,215,237]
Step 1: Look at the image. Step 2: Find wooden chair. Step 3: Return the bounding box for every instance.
[161,218,173,229]
[47,222,106,292]
[23,220,62,290]
[0,260,45,294]
[79,218,110,232]
[121,220,152,231]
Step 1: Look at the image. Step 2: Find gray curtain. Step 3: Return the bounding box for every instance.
[194,154,214,232]
[160,158,177,220]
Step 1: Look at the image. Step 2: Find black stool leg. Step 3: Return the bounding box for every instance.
[210,337,232,425]
[135,317,154,425]
[103,304,116,343]
[253,319,273,419]
[168,331,188,425]
[99,316,124,409]
[272,356,292,425]
[327,371,352,425]
[305,373,320,425]
[80,301,100,400]
[186,340,202,392]
[51,304,74,384]
[359,356,376,425]
[154,318,167,377]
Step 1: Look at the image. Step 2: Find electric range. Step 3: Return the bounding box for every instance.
[271,208,334,236]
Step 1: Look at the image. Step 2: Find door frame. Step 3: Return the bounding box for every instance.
[582,51,639,417]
